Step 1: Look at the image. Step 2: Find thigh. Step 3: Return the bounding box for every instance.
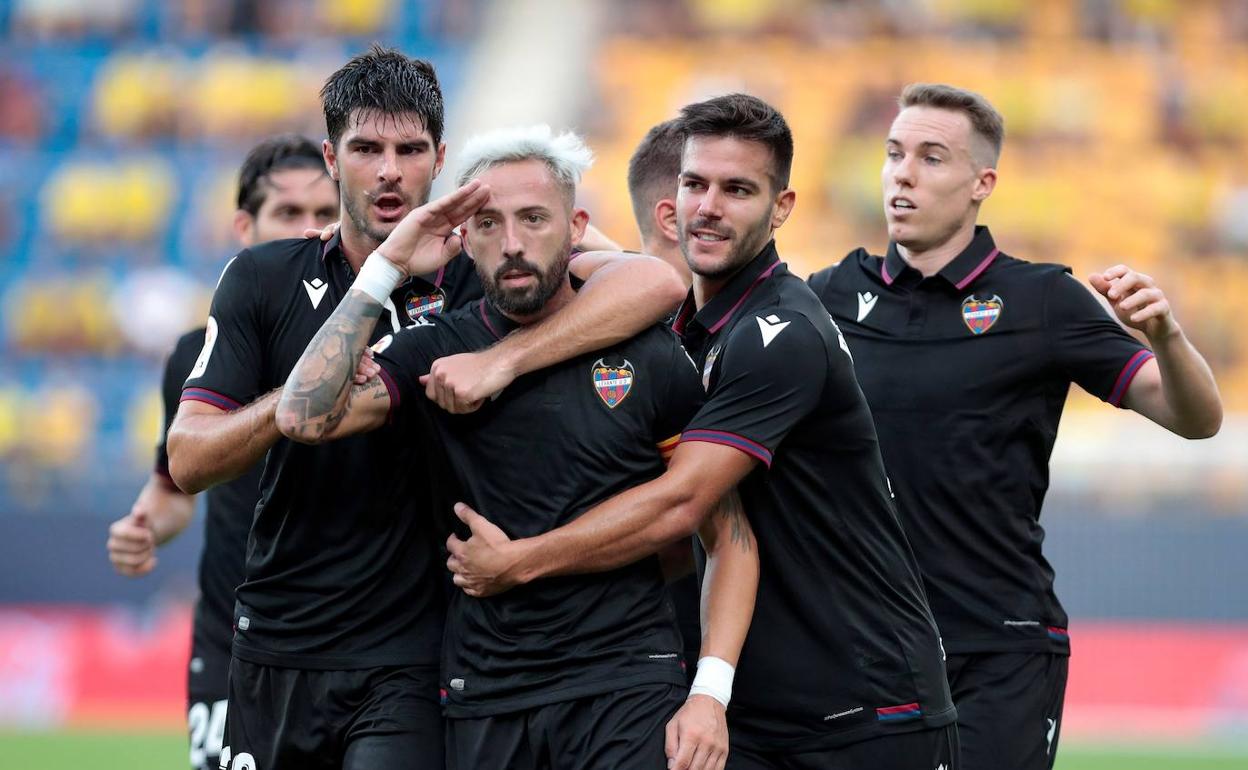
[345,664,443,770]
[222,658,338,770]
[724,742,780,770]
[810,724,960,770]
[445,713,534,770]
[541,683,684,770]
[187,650,230,770]
[947,653,1067,770]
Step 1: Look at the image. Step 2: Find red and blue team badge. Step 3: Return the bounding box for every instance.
[592,358,634,409]
[404,287,446,321]
[961,294,1003,335]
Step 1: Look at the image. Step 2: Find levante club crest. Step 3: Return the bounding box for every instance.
[591,358,634,409]
[405,287,446,321]
[961,294,1003,335]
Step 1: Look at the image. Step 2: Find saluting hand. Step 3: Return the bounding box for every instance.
[446,502,521,597]
[376,180,490,278]
[666,695,729,770]
[1089,265,1179,341]
[420,349,515,415]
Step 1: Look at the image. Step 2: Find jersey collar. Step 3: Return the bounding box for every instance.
[478,298,522,341]
[672,240,782,339]
[881,225,1000,290]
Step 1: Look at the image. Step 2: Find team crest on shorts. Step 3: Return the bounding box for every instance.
[405,287,446,320]
[591,358,634,409]
[961,294,1003,335]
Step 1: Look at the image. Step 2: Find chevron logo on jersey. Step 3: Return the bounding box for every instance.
[405,287,446,321]
[592,358,633,409]
[961,294,1003,335]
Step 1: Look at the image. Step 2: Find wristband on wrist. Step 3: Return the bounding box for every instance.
[688,655,734,708]
[355,252,405,303]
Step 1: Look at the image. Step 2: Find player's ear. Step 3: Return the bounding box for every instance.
[654,198,678,244]
[972,166,997,203]
[432,142,446,179]
[770,188,796,230]
[233,209,256,247]
[568,208,590,247]
[323,139,339,181]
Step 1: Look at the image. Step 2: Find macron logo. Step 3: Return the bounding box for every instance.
[756,314,791,348]
[856,291,878,322]
[303,278,328,309]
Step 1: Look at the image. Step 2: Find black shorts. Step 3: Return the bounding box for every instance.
[446,683,684,770]
[222,657,443,770]
[187,645,230,770]
[945,652,1068,770]
[728,723,959,770]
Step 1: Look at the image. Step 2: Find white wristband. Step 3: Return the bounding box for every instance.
[355,252,404,303]
[688,655,734,708]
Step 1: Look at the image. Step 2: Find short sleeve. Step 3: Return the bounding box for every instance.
[652,333,705,460]
[1048,271,1154,407]
[154,329,204,478]
[372,319,461,424]
[181,253,265,410]
[681,311,827,467]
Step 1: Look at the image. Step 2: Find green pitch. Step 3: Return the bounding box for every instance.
[1,731,1246,769]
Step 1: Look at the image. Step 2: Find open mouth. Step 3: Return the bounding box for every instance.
[691,229,729,243]
[499,268,535,286]
[889,196,916,213]
[373,194,405,218]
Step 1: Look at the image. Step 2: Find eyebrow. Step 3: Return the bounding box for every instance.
[681,171,762,190]
[887,138,952,154]
[474,205,553,218]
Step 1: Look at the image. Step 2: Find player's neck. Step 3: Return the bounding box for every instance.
[896,220,976,278]
[642,237,692,290]
[338,220,379,275]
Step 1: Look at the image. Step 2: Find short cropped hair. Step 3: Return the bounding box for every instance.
[627,119,683,239]
[320,44,445,147]
[677,93,794,191]
[236,134,329,215]
[456,124,594,207]
[899,83,1004,167]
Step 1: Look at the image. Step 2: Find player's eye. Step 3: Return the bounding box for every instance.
[683,179,704,191]
[924,155,943,165]
[523,213,543,224]
[886,150,902,161]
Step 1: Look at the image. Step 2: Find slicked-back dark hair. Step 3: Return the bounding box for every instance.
[320,44,445,147]
[236,133,329,214]
[676,93,793,191]
[627,119,684,238]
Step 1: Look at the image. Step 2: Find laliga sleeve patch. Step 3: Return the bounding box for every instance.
[187,316,218,381]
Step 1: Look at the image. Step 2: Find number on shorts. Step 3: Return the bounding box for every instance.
[218,747,256,770]
[189,699,227,769]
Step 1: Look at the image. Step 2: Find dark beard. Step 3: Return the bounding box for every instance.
[680,208,774,280]
[478,238,571,317]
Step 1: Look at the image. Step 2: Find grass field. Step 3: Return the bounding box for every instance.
[1,731,1246,769]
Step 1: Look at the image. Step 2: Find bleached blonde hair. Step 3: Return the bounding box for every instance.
[456,124,594,206]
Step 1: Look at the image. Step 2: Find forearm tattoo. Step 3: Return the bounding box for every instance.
[717,491,753,553]
[278,289,383,440]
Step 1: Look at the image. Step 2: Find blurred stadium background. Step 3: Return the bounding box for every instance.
[0,0,1245,767]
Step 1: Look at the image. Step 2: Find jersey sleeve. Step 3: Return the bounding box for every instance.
[680,311,827,467]
[1047,271,1154,407]
[652,332,706,461]
[372,319,461,424]
[181,253,265,411]
[154,330,204,478]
